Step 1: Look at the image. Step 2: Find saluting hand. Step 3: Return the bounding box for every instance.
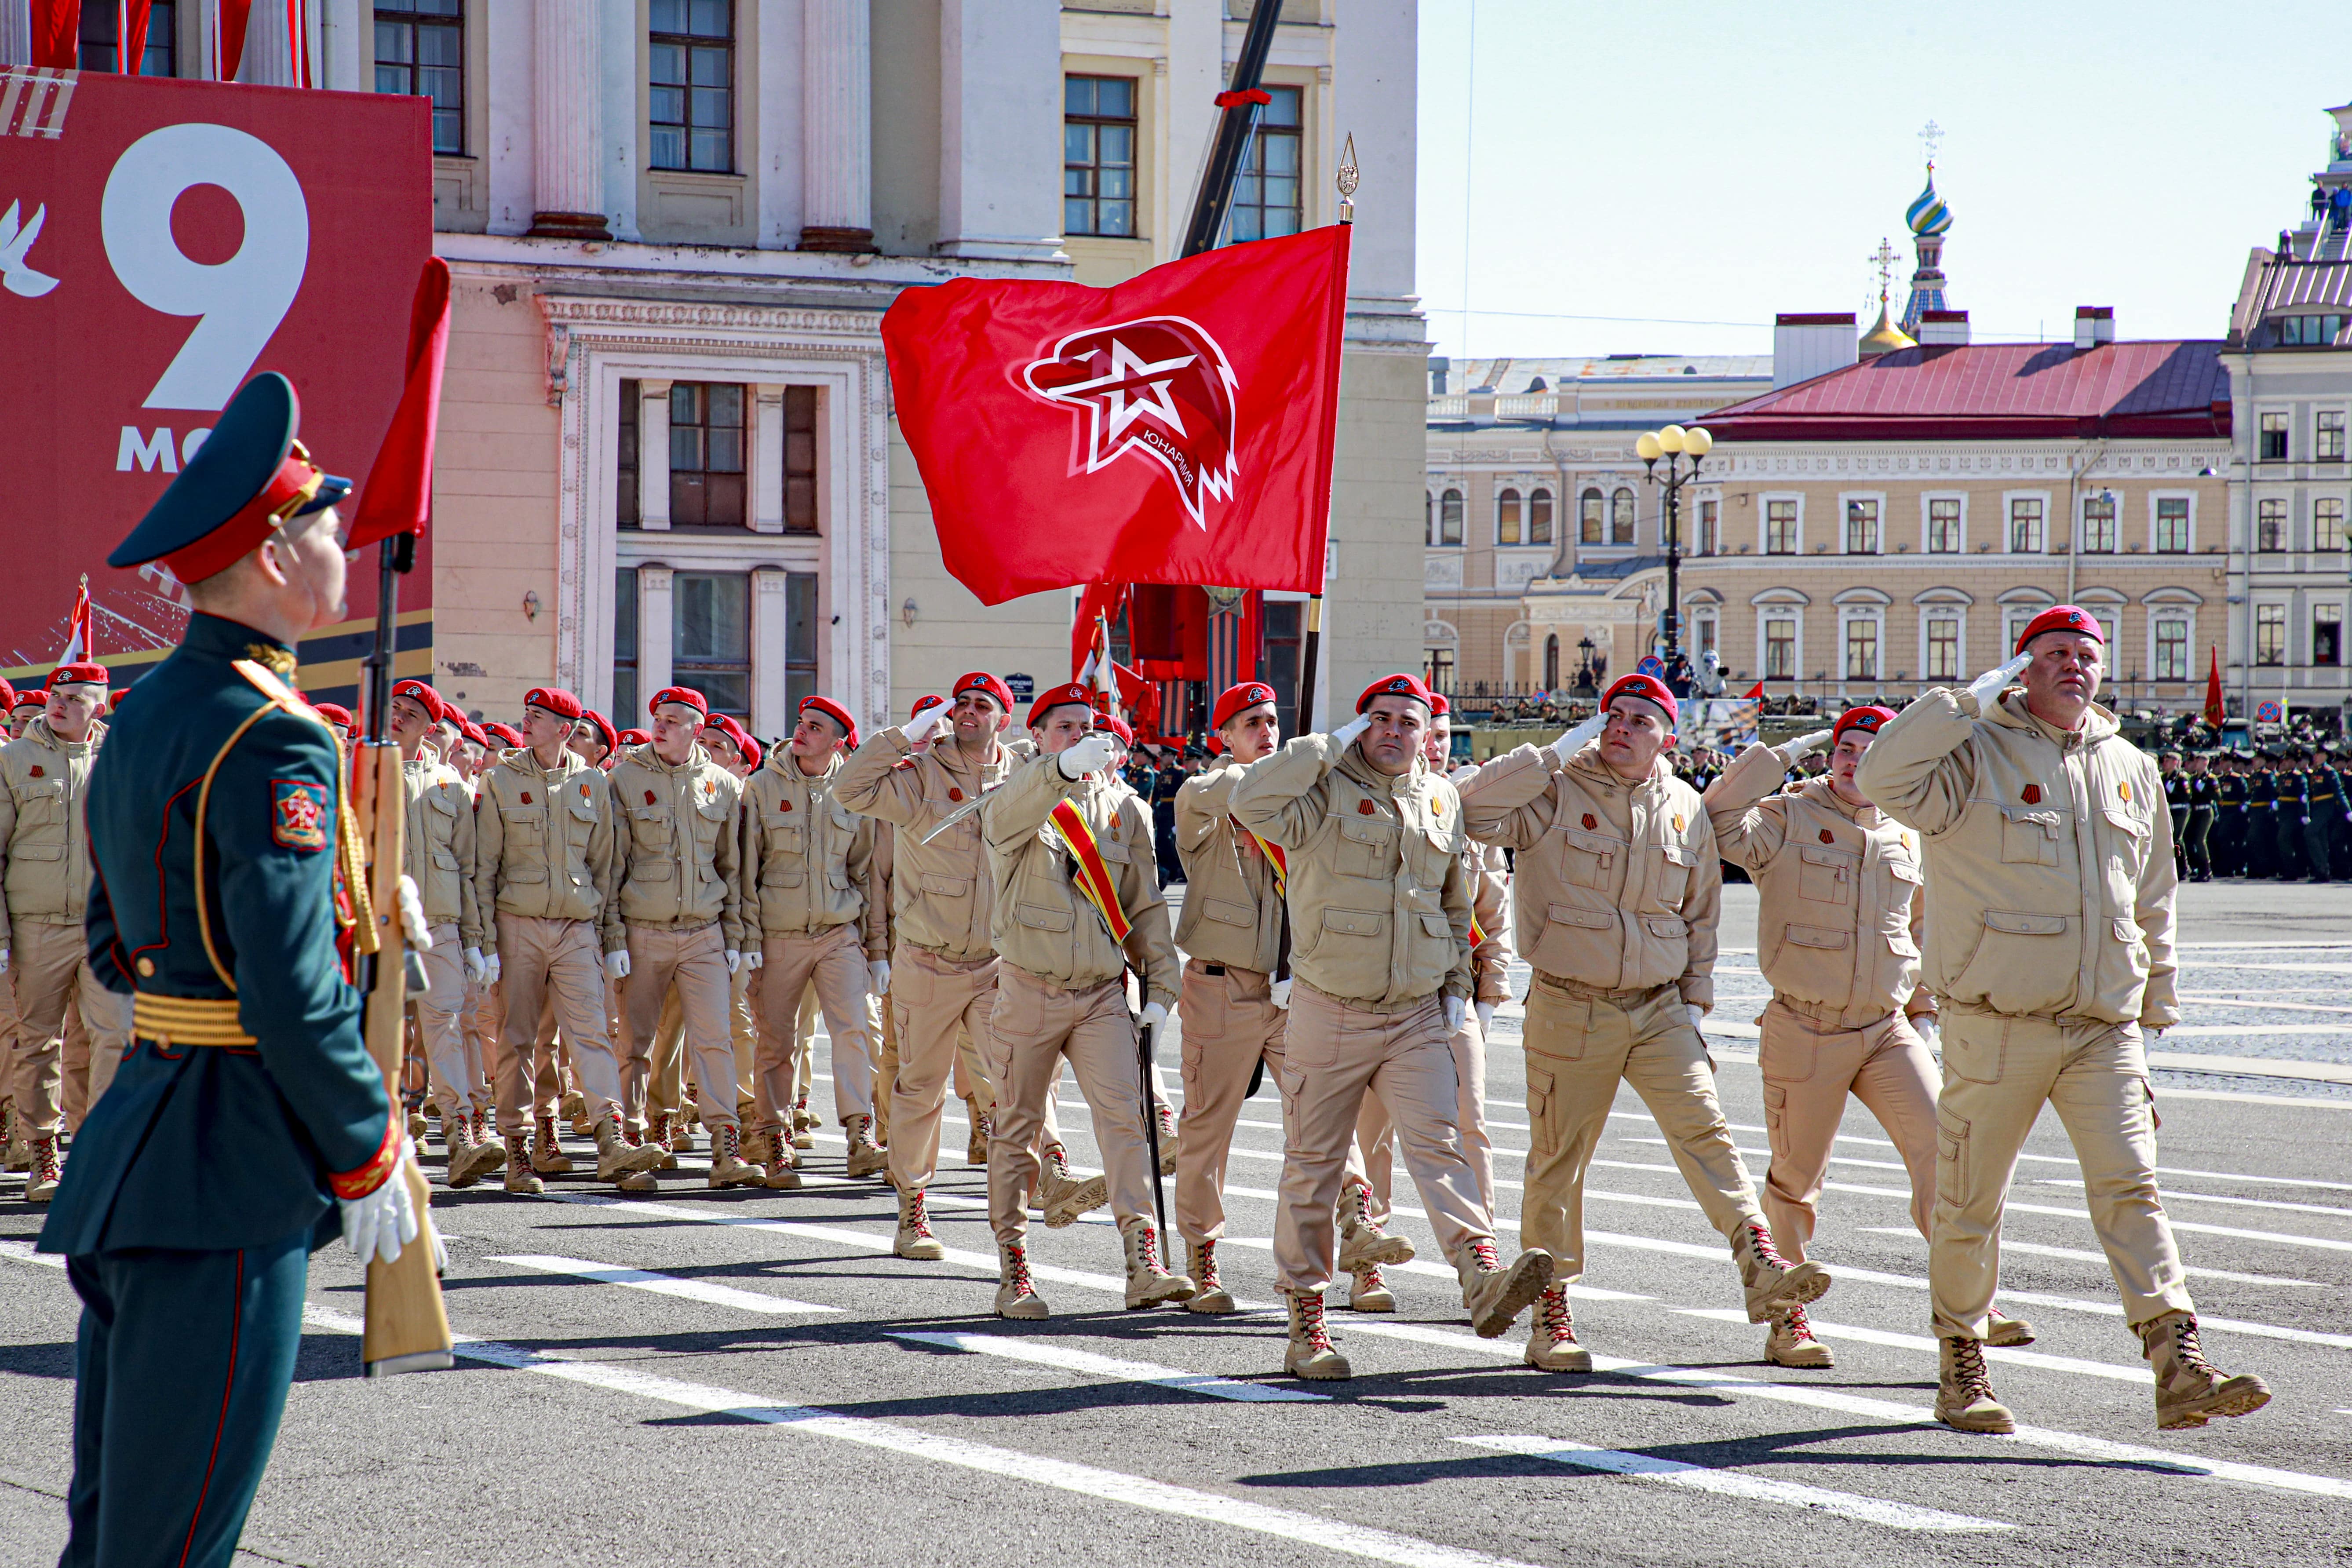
[1057,733,1119,779]
[1965,653,2031,711]
[1782,729,1835,761]
[1551,711,1606,765]
[902,701,951,744]
[1329,713,1373,750]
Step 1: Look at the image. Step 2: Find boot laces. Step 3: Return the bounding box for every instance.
[1193,1239,1220,1287]
[1950,1337,1995,1400]
[1004,1244,1037,1297]
[1779,1303,1816,1340]
[1538,1285,1575,1342]
[1353,1263,1386,1291]
[2163,1316,2216,1376]
[977,1110,995,1140]
[536,1111,558,1146]
[1467,1237,1501,1273]
[1295,1292,1334,1350]
[1045,1145,1072,1181]
[1131,1225,1168,1276]
[1743,1222,1790,1269]
[906,1191,936,1238]
[33,1139,60,1185]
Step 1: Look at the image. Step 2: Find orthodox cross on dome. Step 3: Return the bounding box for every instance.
[1871,237,1900,301]
[1918,120,1943,170]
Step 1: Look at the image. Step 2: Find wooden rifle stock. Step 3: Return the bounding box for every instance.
[354,737,452,1376]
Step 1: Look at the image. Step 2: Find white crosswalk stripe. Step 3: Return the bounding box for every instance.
[890,1329,1328,1403]
[488,1254,842,1316]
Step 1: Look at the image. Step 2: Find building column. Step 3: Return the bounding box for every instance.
[800,0,873,252]
[751,384,786,534]
[753,567,792,739]
[936,0,1062,262]
[639,380,674,531]
[531,0,610,239]
[235,1,303,85]
[638,565,676,698]
[0,4,29,68]
[318,0,365,92]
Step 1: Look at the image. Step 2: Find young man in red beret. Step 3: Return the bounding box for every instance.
[1230,673,1553,1377]
[1463,672,1829,1374]
[1858,610,2269,1435]
[571,709,618,770]
[7,686,47,741]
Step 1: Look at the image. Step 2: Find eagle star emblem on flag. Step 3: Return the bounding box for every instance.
[1021,317,1241,529]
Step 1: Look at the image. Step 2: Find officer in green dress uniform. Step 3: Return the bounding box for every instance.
[37,373,426,1568]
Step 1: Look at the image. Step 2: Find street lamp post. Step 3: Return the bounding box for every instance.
[1636,423,1713,680]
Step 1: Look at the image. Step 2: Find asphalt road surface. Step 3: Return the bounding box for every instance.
[2,884,2348,1567]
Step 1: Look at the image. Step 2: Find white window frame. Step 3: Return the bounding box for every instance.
[2253,599,2290,667]
[1919,606,1968,682]
[2316,493,2347,551]
[1838,608,1885,683]
[2148,490,2196,554]
[1494,485,1524,548]
[1920,491,1967,554]
[2148,609,2194,682]
[2318,408,2348,463]
[1760,492,1803,556]
[1753,595,1806,683]
[2313,602,2345,668]
[1835,490,1885,555]
[2002,489,2052,555]
[2079,489,2121,553]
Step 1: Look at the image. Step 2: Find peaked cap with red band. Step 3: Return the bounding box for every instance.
[1212,681,1278,731]
[2015,604,2105,653]
[1832,704,1897,745]
[48,663,109,689]
[799,695,859,749]
[579,708,618,753]
[1028,681,1097,728]
[390,678,445,721]
[106,373,351,585]
[952,671,1014,712]
[650,686,708,717]
[1601,672,1678,729]
[523,686,583,721]
[1355,672,1434,714]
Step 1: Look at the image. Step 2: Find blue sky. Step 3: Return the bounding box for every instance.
[1416,0,2351,360]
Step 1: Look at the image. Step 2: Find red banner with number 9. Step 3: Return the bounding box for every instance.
[0,68,431,702]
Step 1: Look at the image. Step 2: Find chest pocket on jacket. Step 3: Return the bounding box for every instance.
[500,802,545,849]
[2100,806,2150,907]
[1797,844,1856,905]
[1554,825,1619,891]
[1654,841,1694,908]
[1336,815,1397,879]
[18,778,65,823]
[762,814,808,887]
[2000,806,2063,866]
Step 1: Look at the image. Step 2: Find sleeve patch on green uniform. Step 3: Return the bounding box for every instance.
[272,779,331,851]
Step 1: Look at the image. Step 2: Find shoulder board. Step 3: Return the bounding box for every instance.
[233,659,336,733]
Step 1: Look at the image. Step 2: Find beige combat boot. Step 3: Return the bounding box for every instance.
[1525,1283,1593,1371]
[1121,1220,1196,1309]
[1282,1291,1350,1380]
[560,1088,587,1126]
[740,1126,773,1165]
[1731,1220,1831,1322]
[1935,1336,2015,1434]
[894,1189,947,1260]
[762,1125,801,1189]
[1039,1146,1108,1229]
[1185,1239,1236,1313]
[503,1134,545,1196]
[707,1124,761,1189]
[649,1112,682,1171]
[2139,1312,2271,1431]
[791,1096,817,1149]
[844,1115,888,1179]
[1346,1263,1396,1313]
[446,1115,502,1189]
[963,1097,990,1166]
[1986,1302,2037,1347]
[594,1111,667,1183]
[1457,1236,1554,1338]
[1765,1302,1834,1368]
[995,1240,1050,1319]
[531,1111,574,1175]
[1337,1180,1415,1269]
[1154,1102,1181,1176]
[24,1136,61,1205]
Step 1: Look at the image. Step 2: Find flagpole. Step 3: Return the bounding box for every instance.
[1292,136,1357,738]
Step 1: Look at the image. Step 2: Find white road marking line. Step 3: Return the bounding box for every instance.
[2034,1179,2352,1220]
[1677,1308,2151,1386]
[290,1306,1541,1568]
[1853,1229,2325,1288]
[889,1329,1326,1404]
[2146,1163,2352,1193]
[487,1254,842,1316]
[0,1239,62,1268]
[1338,1320,2352,1503]
[1450,1434,2012,1533]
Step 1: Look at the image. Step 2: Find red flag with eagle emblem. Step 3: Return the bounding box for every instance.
[881,225,1349,606]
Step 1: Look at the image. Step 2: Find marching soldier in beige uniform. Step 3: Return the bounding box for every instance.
[609,686,756,1188]
[1462,673,1828,1374]
[0,664,132,1201]
[386,678,500,1188]
[1856,606,2270,1434]
[979,682,1191,1316]
[1231,673,1553,1379]
[740,696,886,1189]
[473,686,664,1193]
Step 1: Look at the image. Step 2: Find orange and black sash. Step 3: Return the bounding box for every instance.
[1049,797,1130,943]
[1231,817,1288,896]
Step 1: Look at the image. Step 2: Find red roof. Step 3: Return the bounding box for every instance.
[1706,340,2231,442]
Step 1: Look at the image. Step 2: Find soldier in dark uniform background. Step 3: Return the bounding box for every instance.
[1150,749,1186,887]
[2213,753,2247,878]
[37,373,428,1567]
[2276,748,2317,881]
[2182,751,2217,882]
[2159,751,2188,878]
[2246,752,2279,879]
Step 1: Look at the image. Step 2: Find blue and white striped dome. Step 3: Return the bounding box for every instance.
[1906,173,1952,237]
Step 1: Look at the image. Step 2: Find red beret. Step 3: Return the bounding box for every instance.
[523,686,583,721]
[617,728,650,747]
[390,678,445,720]
[799,694,860,749]
[49,663,108,688]
[9,687,44,711]
[579,708,618,753]
[1602,673,1678,729]
[2015,604,2104,654]
[460,718,489,748]
[700,713,748,751]
[953,671,1014,712]
[1028,680,1096,728]
[1212,681,1279,731]
[0,680,16,711]
[649,686,707,717]
[1429,691,1452,717]
[910,693,946,720]
[739,733,764,769]
[483,722,523,749]
[1833,705,1896,745]
[1100,713,1134,745]
[1355,672,1434,714]
[313,702,357,734]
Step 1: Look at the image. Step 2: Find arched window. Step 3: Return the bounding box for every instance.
[1543,634,1560,689]
[1528,488,1553,546]
[1611,488,1637,545]
[1497,487,1522,546]
[1440,489,1464,546]
[1580,488,1604,544]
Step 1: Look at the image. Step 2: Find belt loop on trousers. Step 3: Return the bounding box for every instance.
[132,992,256,1047]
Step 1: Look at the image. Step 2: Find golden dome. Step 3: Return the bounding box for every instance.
[1858,300,1915,357]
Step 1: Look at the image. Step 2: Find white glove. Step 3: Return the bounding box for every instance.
[1057,733,1119,779]
[1913,1014,1940,1052]
[1269,977,1293,1010]
[902,701,951,744]
[339,1139,421,1267]
[394,874,431,950]
[1551,711,1606,765]
[869,959,890,994]
[1475,1000,1497,1033]
[1329,714,1372,750]
[1444,995,1467,1033]
[1965,653,2031,712]
[745,948,764,970]
[606,949,631,981]
[463,946,487,986]
[1139,1001,1169,1034]
[725,948,742,976]
[1685,1002,1706,1034]
[481,953,500,988]
[1782,729,1835,761]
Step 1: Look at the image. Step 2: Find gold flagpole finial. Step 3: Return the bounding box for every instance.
[1336,133,1358,224]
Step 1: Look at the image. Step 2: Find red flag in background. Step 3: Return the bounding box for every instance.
[882,225,1350,606]
[29,0,80,67]
[1071,582,1126,678]
[1743,681,1766,700]
[2204,647,2225,726]
[117,0,153,70]
[349,258,451,551]
[59,576,92,662]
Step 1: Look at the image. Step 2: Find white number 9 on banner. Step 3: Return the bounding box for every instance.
[101,122,309,413]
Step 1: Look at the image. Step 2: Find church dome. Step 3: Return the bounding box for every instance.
[1906,174,1952,237]
[1859,302,1916,357]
